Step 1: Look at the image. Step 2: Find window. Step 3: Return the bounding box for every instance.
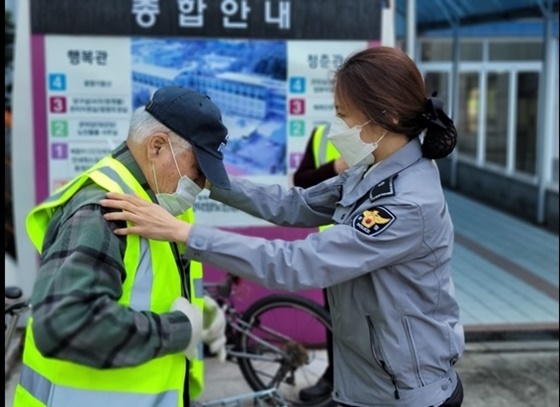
[515,72,539,175]
[456,73,479,158]
[460,42,483,61]
[424,72,449,111]
[554,78,559,184]
[486,72,509,167]
[421,41,452,62]
[420,40,482,62]
[489,41,543,61]
[553,60,559,185]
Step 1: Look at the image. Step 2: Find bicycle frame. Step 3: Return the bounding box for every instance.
[5,293,31,379]
[195,388,288,407]
[224,306,290,363]
[204,274,334,407]
[206,276,295,364]
[5,301,28,352]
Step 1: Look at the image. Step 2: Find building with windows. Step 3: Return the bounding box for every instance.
[397,0,559,232]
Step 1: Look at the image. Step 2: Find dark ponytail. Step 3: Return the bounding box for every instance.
[419,92,457,160]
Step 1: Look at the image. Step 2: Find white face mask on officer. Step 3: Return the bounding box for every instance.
[152,142,202,216]
[327,116,386,167]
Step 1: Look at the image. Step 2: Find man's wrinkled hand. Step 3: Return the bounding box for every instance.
[202,296,227,362]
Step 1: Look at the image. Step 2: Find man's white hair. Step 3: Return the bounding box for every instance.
[128,106,191,155]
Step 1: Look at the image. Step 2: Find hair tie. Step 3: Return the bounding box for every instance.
[421,91,447,129]
[420,91,457,159]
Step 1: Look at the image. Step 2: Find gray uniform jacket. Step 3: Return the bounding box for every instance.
[185,138,465,407]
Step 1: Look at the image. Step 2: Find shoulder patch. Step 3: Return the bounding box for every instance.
[369,174,398,202]
[352,206,396,237]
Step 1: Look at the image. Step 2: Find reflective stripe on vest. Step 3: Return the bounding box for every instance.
[19,364,178,407]
[17,156,204,406]
[93,165,153,311]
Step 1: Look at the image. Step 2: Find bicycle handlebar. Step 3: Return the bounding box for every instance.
[5,301,30,315]
[204,273,242,299]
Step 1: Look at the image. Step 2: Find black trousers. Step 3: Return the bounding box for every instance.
[338,374,464,407]
[439,375,464,407]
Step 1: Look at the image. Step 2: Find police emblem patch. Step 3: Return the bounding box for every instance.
[353,206,396,236]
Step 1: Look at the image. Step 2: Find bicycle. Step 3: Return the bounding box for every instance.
[5,286,31,378]
[204,273,334,407]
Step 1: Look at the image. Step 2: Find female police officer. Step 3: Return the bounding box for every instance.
[100,46,464,407]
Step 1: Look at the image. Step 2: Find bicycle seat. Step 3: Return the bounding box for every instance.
[5,286,23,300]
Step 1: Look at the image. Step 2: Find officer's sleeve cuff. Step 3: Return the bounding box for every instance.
[185,224,215,263]
[208,184,232,204]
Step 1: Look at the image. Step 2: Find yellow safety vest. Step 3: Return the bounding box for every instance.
[15,156,204,407]
[312,124,340,232]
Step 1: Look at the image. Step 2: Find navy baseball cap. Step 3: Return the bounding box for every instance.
[145,86,230,189]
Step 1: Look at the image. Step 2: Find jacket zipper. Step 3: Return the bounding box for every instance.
[366,316,400,400]
[403,317,425,386]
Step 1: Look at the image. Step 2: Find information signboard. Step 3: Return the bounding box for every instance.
[12,0,386,294]
[30,0,382,226]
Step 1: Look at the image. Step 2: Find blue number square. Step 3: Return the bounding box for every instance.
[289,77,306,94]
[49,74,67,91]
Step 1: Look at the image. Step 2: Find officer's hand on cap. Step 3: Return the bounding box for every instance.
[171,297,203,360]
[202,296,227,362]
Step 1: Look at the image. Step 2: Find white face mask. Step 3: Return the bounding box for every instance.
[152,143,202,216]
[327,116,386,167]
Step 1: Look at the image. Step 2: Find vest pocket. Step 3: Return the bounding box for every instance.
[366,315,400,400]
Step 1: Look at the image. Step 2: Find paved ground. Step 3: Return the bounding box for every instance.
[6,340,558,406]
[454,341,559,407]
[197,340,560,407]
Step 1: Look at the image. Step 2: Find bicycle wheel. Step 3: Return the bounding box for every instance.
[235,294,335,407]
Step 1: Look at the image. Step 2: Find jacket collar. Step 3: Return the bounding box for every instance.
[339,138,423,206]
[111,141,153,196]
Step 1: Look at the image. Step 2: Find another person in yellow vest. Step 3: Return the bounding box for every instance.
[292,124,347,402]
[15,86,228,407]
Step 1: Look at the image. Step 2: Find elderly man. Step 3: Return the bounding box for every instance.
[14,86,228,407]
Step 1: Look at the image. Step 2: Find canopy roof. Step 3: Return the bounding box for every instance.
[395,0,559,34]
